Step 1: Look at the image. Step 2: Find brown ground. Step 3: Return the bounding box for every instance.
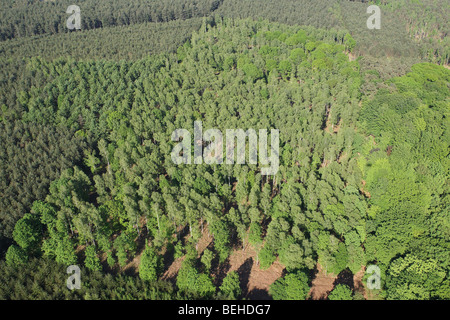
[222,244,285,300]
[162,224,213,282]
[196,225,214,255]
[122,251,143,276]
[309,264,338,300]
[308,264,368,300]
[360,180,371,198]
[347,52,357,62]
[126,225,368,300]
[160,227,285,299]
[353,266,368,300]
[162,256,185,281]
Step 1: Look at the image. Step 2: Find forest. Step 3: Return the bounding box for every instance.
[0,0,448,301]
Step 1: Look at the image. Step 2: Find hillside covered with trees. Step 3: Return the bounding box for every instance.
[0,0,448,301]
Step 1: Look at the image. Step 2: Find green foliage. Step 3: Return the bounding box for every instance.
[114,232,137,267]
[139,245,161,282]
[258,245,276,270]
[40,232,78,266]
[269,271,310,300]
[201,249,214,272]
[285,30,307,46]
[0,7,447,300]
[84,150,101,174]
[84,245,102,272]
[195,273,216,298]
[385,254,450,300]
[174,241,185,259]
[0,258,177,300]
[193,176,212,195]
[12,213,43,253]
[0,0,219,40]
[344,34,356,53]
[5,245,28,266]
[219,271,241,299]
[333,242,349,275]
[55,236,78,266]
[240,63,264,83]
[290,48,306,64]
[360,63,449,273]
[0,122,86,239]
[176,255,215,298]
[278,238,305,272]
[248,222,262,246]
[328,284,353,300]
[210,219,231,263]
[278,60,292,76]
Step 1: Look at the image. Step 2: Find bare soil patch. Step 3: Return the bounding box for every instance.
[216,244,284,300]
[309,265,369,300]
[161,224,213,282]
[353,266,368,299]
[309,263,337,300]
[162,256,185,281]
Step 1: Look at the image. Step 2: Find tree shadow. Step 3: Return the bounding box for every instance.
[237,257,253,297]
[159,225,190,282]
[212,257,231,287]
[208,242,231,287]
[122,227,149,277]
[307,264,319,283]
[333,268,355,290]
[162,243,175,276]
[247,288,272,300]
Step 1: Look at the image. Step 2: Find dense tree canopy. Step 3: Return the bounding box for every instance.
[0,0,448,301]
